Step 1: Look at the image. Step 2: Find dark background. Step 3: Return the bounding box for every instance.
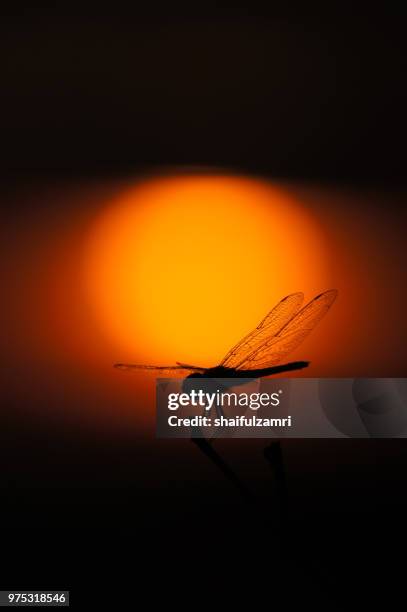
[1,12,406,181]
[1,12,406,608]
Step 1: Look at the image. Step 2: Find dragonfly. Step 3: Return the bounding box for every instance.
[114,289,338,380]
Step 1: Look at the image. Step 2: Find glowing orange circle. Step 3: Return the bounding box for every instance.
[84,174,329,367]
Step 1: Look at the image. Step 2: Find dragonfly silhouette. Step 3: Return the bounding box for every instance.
[115,289,338,379]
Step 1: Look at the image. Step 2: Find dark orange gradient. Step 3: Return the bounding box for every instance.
[2,173,407,432]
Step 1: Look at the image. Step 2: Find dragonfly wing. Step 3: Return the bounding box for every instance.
[114,363,205,376]
[220,292,304,368]
[236,289,338,370]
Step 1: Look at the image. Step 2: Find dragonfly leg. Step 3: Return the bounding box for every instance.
[215,402,225,419]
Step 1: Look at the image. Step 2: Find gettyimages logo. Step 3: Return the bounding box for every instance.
[167,388,283,411]
[157,378,292,437]
[156,377,407,438]
[165,385,289,432]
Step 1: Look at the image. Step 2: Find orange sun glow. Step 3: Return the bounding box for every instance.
[83,173,329,367]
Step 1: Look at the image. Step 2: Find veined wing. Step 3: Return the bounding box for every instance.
[236,289,338,370]
[114,363,205,376]
[220,292,304,368]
